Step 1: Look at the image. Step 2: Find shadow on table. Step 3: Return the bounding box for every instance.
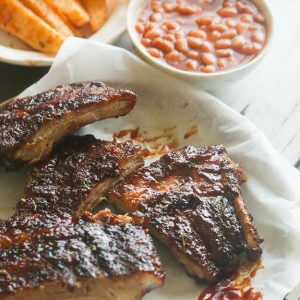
[0,62,49,101]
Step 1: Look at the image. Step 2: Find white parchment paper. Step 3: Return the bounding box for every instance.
[0,38,299,300]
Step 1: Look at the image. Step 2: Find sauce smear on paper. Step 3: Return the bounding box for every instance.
[184,124,198,139]
[198,262,263,300]
[113,128,139,139]
[113,127,178,158]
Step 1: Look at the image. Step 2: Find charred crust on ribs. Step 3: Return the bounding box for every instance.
[109,145,262,282]
[16,135,144,216]
[0,81,137,169]
[0,210,164,297]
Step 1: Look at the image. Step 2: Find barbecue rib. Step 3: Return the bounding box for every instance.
[109,145,263,282]
[0,209,164,300]
[16,135,144,216]
[0,81,137,169]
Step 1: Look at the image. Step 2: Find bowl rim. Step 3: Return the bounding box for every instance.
[127,0,274,78]
[0,30,125,67]
[0,1,128,67]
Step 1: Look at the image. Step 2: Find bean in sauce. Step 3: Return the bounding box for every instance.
[135,0,267,73]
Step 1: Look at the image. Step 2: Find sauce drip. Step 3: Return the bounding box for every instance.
[184,124,199,139]
[112,128,139,140]
[198,262,263,300]
[112,127,179,158]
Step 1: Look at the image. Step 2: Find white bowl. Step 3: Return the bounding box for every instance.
[0,0,128,66]
[127,0,274,89]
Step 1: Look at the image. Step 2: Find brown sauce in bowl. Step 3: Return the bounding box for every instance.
[135,0,267,73]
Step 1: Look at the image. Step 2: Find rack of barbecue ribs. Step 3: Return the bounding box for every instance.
[0,82,165,299]
[0,81,263,299]
[16,135,144,216]
[109,145,263,283]
[0,81,137,169]
[0,209,164,300]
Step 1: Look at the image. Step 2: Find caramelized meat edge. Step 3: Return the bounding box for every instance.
[0,81,137,169]
[16,135,144,216]
[109,145,263,282]
[0,209,164,299]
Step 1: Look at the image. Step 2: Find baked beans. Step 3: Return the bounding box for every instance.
[135,0,267,73]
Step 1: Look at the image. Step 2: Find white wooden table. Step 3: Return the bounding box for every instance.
[116,0,300,172]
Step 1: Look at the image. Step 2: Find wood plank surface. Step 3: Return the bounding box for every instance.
[0,62,48,100]
[0,0,299,167]
[116,0,300,165]
[210,0,300,164]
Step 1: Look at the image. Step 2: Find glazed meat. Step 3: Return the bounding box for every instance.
[0,81,137,169]
[109,145,262,283]
[16,135,144,216]
[0,209,164,300]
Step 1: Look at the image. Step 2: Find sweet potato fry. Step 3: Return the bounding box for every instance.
[44,0,90,27]
[0,0,65,55]
[81,0,107,32]
[19,0,73,37]
[55,13,84,37]
[79,24,94,38]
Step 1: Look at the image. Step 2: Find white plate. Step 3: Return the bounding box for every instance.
[1,38,300,300]
[0,0,128,66]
